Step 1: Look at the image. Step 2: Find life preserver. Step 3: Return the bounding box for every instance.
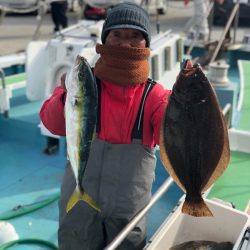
[45,61,72,98]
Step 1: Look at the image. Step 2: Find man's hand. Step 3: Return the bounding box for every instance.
[216,0,224,4]
[176,59,193,81]
[185,60,193,69]
[60,73,67,91]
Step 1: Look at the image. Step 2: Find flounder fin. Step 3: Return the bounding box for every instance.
[182,199,213,217]
[66,188,101,213]
[203,115,230,192]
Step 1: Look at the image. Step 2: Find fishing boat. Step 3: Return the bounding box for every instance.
[1,6,250,250]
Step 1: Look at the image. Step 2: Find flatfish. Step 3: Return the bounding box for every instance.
[170,240,233,250]
[160,61,230,217]
[65,55,100,213]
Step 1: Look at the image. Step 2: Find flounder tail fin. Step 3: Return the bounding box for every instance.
[182,198,213,217]
[66,188,101,213]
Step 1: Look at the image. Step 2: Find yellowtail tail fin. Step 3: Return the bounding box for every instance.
[66,189,101,213]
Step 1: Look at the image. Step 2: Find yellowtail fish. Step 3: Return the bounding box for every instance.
[65,55,100,213]
[160,61,230,217]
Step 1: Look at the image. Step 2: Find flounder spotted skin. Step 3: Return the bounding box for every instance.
[170,240,234,250]
[160,64,230,217]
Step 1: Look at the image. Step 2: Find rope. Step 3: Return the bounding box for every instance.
[32,1,48,40]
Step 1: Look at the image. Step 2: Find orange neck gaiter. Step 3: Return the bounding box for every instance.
[94,43,150,86]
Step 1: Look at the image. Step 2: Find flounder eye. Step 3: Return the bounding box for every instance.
[194,63,201,68]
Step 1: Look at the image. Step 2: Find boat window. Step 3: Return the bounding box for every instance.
[176,38,183,62]
[164,46,171,71]
[151,55,159,80]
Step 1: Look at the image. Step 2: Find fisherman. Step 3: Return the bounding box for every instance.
[184,0,210,40]
[184,0,226,41]
[49,0,68,33]
[40,2,189,249]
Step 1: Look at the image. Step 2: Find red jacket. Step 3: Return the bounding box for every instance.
[40,80,171,147]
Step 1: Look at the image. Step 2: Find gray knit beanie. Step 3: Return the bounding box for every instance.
[101,2,151,47]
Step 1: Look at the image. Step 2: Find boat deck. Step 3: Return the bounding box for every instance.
[0,51,250,249]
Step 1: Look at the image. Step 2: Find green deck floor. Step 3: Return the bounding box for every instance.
[207,150,250,211]
[208,60,250,212]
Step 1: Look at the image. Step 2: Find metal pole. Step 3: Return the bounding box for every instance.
[0,68,6,89]
[103,177,174,250]
[0,67,9,118]
[209,1,240,63]
[0,7,6,26]
[32,0,46,41]
[222,103,232,127]
[233,3,240,44]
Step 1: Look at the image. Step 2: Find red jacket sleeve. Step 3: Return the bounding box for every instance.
[39,86,67,136]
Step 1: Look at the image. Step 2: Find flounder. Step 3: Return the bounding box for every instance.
[170,240,233,250]
[160,61,230,217]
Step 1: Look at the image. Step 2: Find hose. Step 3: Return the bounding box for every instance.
[0,192,60,220]
[0,193,60,249]
[0,238,58,250]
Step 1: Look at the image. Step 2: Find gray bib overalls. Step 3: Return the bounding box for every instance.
[58,79,157,250]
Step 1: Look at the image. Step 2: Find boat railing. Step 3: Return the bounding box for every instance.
[0,67,9,118]
[0,68,6,89]
[103,103,232,250]
[103,177,174,250]
[150,29,172,46]
[0,0,45,16]
[223,103,233,128]
[0,0,47,41]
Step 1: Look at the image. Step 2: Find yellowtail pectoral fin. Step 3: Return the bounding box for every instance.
[66,189,101,213]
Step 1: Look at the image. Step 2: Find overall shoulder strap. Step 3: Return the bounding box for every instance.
[95,77,101,133]
[131,78,157,140]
